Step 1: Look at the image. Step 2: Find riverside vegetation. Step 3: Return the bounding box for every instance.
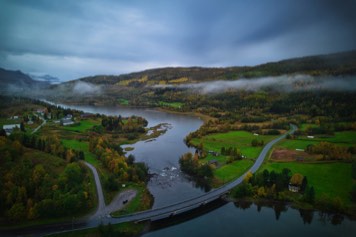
[1,51,356,235]
[44,51,355,217]
[0,96,155,228]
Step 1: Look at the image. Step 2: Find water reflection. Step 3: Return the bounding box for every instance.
[144,201,356,237]
[234,200,346,226]
[299,209,314,224]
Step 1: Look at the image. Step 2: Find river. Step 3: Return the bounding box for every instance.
[51,103,355,236]
[51,104,206,208]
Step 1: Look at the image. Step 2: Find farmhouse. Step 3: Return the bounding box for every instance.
[208,159,219,166]
[3,124,20,135]
[288,184,300,192]
[60,115,74,126]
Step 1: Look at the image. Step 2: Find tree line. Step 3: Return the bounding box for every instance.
[0,136,94,222]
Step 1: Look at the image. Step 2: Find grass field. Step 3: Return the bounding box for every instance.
[192,131,278,159]
[261,162,353,205]
[277,131,356,150]
[62,119,100,133]
[158,101,183,109]
[299,123,319,132]
[214,159,253,183]
[61,139,99,166]
[118,98,129,105]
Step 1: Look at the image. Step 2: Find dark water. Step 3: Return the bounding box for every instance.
[51,103,356,236]
[145,201,356,237]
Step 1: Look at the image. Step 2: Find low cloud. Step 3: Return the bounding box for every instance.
[154,75,356,93]
[72,81,102,95]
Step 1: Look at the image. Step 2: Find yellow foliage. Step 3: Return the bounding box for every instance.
[170,77,189,84]
[244,171,253,183]
[257,186,267,197]
[290,173,304,186]
[83,191,88,199]
[138,75,148,83]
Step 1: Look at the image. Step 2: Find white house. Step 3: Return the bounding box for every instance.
[3,124,20,135]
[61,118,74,126]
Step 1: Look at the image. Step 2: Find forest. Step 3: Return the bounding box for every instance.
[0,96,153,226]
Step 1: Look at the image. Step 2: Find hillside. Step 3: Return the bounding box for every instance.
[0,68,49,91]
[76,50,356,87]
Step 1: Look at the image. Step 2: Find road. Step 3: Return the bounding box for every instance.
[103,124,298,224]
[83,162,137,222]
[83,162,106,219]
[31,115,46,134]
[2,124,296,236]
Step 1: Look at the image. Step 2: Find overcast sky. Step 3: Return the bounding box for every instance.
[1,0,355,81]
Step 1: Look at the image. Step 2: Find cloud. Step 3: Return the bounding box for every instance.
[154,75,356,93]
[72,81,102,95]
[0,0,355,81]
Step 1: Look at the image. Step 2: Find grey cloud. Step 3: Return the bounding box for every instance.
[73,81,102,95]
[154,75,356,93]
[0,0,356,81]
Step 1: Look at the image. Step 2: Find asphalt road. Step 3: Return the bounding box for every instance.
[83,162,106,219]
[2,124,296,236]
[31,116,46,134]
[107,124,298,224]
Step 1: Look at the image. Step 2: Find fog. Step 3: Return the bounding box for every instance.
[72,81,102,95]
[154,75,356,93]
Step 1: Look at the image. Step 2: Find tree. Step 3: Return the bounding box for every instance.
[352,161,356,180]
[301,176,308,192]
[0,129,6,137]
[7,203,26,221]
[351,184,356,203]
[20,122,25,132]
[127,154,135,165]
[304,186,315,203]
[290,173,304,186]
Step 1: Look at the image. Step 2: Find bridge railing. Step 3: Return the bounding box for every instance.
[114,124,297,221]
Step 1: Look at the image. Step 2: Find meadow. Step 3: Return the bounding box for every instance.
[261,162,353,205]
[276,131,356,150]
[191,131,278,159]
[62,119,100,132]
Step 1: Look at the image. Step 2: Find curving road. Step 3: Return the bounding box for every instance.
[2,124,296,236]
[83,162,106,219]
[105,124,298,224]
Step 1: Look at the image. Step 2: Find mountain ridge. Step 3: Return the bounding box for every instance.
[72,50,356,87]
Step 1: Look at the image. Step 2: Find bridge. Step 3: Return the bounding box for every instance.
[96,124,297,225]
[2,125,296,237]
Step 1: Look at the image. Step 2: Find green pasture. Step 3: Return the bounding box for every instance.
[261,162,353,205]
[277,131,356,150]
[61,139,99,166]
[118,98,129,105]
[191,131,278,159]
[62,119,100,132]
[214,159,253,183]
[158,101,183,109]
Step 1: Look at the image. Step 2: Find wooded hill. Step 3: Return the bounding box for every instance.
[77,50,356,86]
